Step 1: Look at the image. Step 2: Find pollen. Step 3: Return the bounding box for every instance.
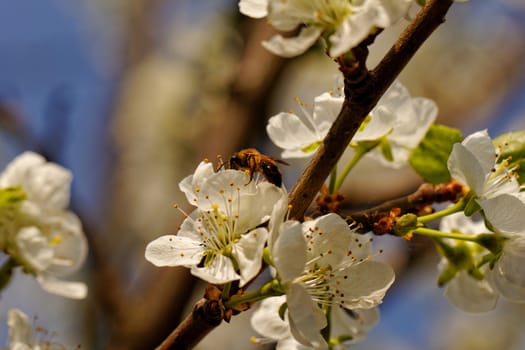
[49,235,62,246]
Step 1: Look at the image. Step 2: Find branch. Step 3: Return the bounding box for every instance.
[288,0,454,219]
[346,181,463,234]
[155,298,223,350]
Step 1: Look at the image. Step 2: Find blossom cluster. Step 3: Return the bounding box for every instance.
[145,160,395,348]
[0,152,87,299]
[267,80,437,168]
[239,0,412,57]
[437,130,525,312]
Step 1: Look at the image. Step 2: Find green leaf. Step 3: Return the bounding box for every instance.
[493,130,525,185]
[409,124,463,184]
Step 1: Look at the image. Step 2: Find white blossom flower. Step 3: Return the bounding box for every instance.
[269,213,394,348]
[352,80,437,168]
[267,92,343,159]
[239,0,412,58]
[438,213,498,313]
[487,235,525,303]
[267,80,436,168]
[145,162,285,286]
[1,308,65,350]
[0,152,87,299]
[251,295,379,349]
[447,130,525,233]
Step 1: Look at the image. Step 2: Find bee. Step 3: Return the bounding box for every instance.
[228,148,288,187]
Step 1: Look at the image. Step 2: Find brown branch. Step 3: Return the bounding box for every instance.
[288,0,454,219]
[346,181,463,234]
[155,298,223,350]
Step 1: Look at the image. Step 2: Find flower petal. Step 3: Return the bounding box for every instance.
[287,284,328,349]
[478,194,525,235]
[489,237,525,303]
[233,228,268,287]
[266,112,318,158]
[16,227,53,271]
[461,130,496,174]
[444,271,498,313]
[7,309,33,345]
[179,161,216,205]
[190,254,240,285]
[447,143,486,194]
[239,0,268,18]
[312,93,344,137]
[303,213,353,268]
[36,274,88,299]
[273,221,307,283]
[335,260,395,309]
[262,27,321,58]
[250,295,290,340]
[145,235,204,266]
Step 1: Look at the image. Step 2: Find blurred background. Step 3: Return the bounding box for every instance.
[0,0,524,349]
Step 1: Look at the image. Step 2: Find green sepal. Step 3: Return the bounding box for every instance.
[278,302,288,321]
[493,130,525,185]
[301,141,322,153]
[437,263,457,286]
[463,196,481,216]
[379,137,393,162]
[0,186,26,208]
[409,124,463,184]
[477,233,507,255]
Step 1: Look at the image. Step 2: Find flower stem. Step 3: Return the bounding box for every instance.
[333,146,367,193]
[417,198,466,224]
[412,227,481,243]
[223,280,282,308]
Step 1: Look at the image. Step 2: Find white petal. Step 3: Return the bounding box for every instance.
[145,235,204,266]
[368,0,412,27]
[303,214,353,268]
[461,130,495,174]
[335,260,395,309]
[237,182,286,230]
[190,254,240,285]
[268,193,290,252]
[329,11,374,58]
[330,307,379,344]
[7,309,32,345]
[287,284,328,349]
[262,27,321,58]
[0,151,45,188]
[444,271,498,313]
[489,237,525,303]
[42,212,88,276]
[179,161,216,206]
[266,112,318,155]
[233,228,268,287]
[312,92,344,137]
[478,194,525,235]
[36,275,88,299]
[16,227,53,271]
[273,221,307,283]
[239,0,268,18]
[439,212,488,235]
[25,162,72,210]
[447,143,486,194]
[251,295,290,340]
